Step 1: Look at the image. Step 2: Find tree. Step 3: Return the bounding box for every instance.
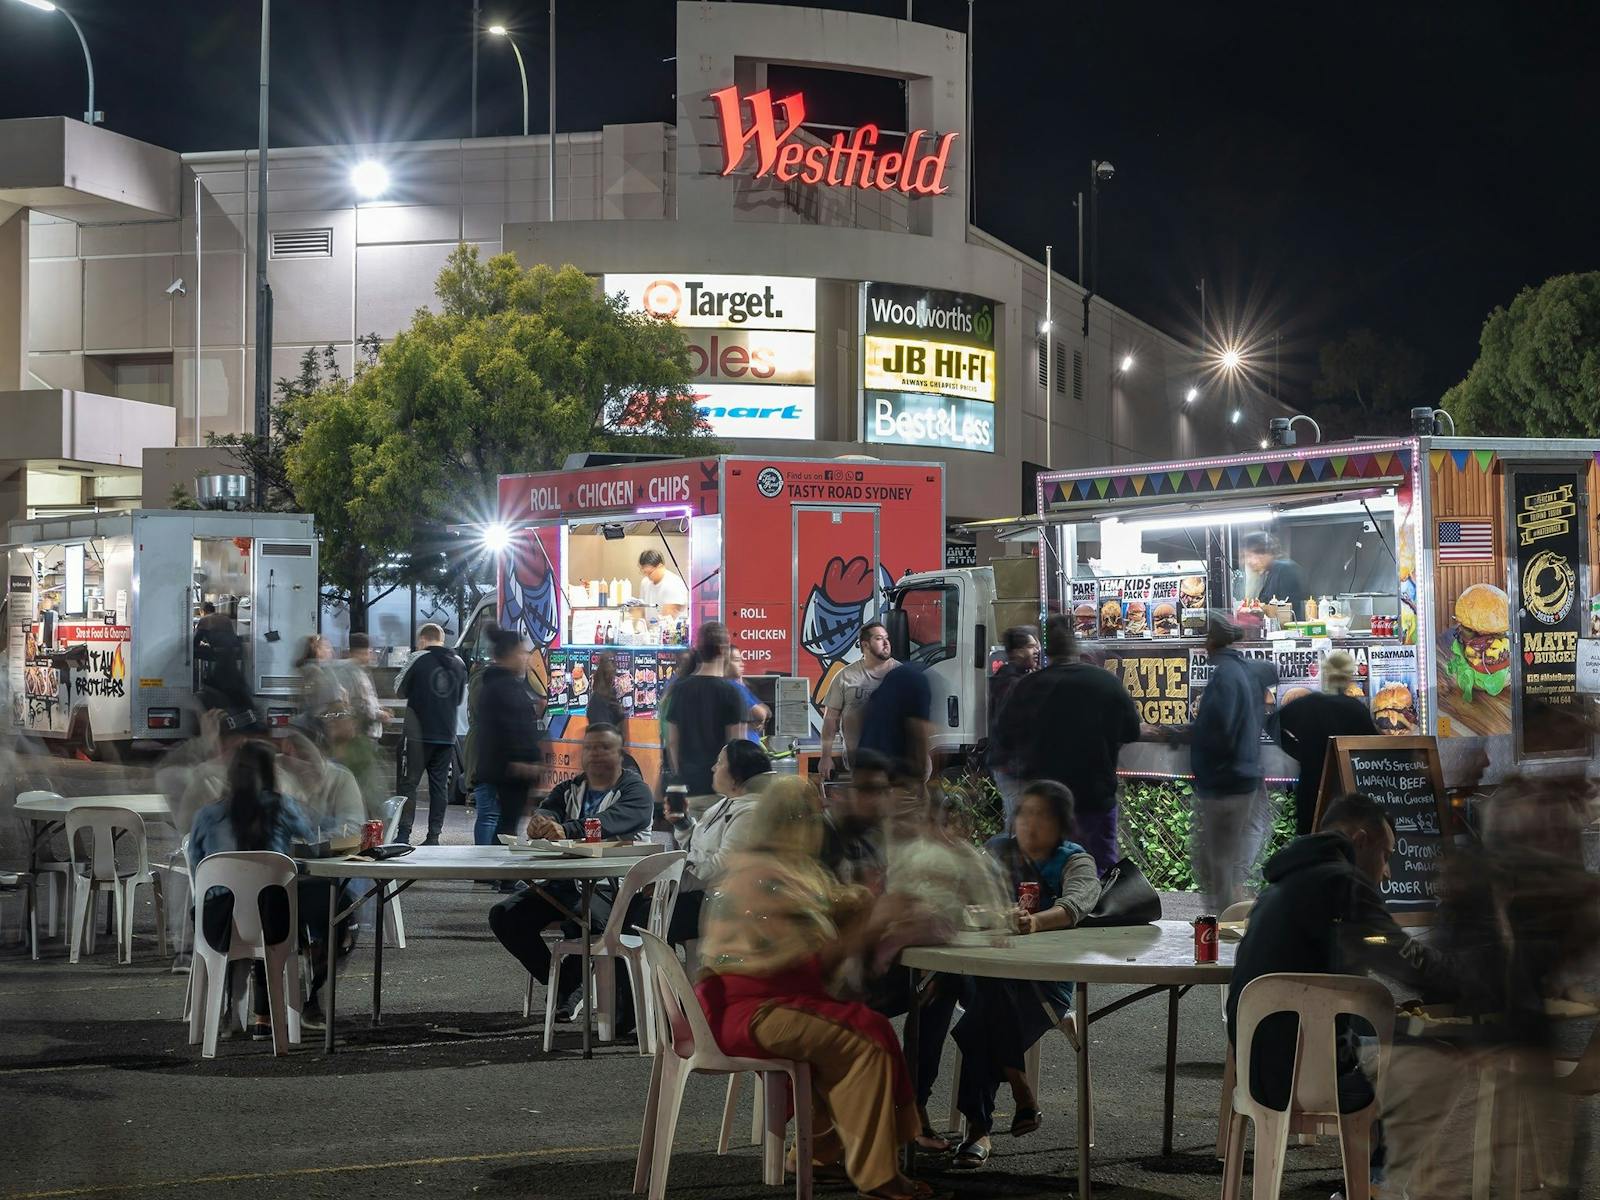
[1308,328,1425,439]
[1443,272,1600,436]
[284,246,712,630]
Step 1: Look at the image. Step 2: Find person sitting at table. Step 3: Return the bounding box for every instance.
[663,738,775,948]
[489,723,653,1030]
[950,780,1102,1170]
[188,741,351,1036]
[696,780,936,1200]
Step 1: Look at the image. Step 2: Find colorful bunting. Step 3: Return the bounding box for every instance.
[1472,450,1495,473]
[1450,449,1470,471]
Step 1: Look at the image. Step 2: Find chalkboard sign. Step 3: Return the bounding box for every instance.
[1315,735,1450,926]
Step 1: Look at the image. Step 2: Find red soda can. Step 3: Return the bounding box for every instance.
[1017,881,1040,913]
[1194,915,1219,963]
[583,817,603,843]
[362,819,384,851]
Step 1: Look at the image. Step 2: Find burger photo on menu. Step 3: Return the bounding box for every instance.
[1122,600,1149,637]
[1152,602,1180,637]
[1373,682,1418,734]
[1074,601,1099,637]
[1448,583,1510,701]
[1099,600,1123,637]
[1179,576,1206,609]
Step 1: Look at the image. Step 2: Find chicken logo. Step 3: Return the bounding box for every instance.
[801,554,892,709]
[503,535,559,649]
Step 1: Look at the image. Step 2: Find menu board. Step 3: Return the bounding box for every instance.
[1318,735,1449,924]
[1070,580,1099,638]
[1368,644,1419,736]
[1273,644,1322,711]
[1511,470,1586,758]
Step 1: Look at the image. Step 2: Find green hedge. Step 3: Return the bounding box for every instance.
[1117,779,1296,892]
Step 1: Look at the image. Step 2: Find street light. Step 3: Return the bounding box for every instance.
[1220,347,1242,372]
[1185,387,1199,404]
[9,0,100,125]
[487,24,529,138]
[1119,353,1134,373]
[350,160,389,200]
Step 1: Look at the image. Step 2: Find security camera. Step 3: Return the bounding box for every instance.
[165,278,187,297]
[1094,160,1116,181]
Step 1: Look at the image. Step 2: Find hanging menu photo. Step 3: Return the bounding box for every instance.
[1321,735,1449,923]
[1512,470,1585,758]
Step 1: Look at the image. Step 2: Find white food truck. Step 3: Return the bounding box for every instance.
[4,510,318,752]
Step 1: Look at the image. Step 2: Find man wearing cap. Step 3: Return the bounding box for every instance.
[1274,650,1378,835]
[1187,617,1278,911]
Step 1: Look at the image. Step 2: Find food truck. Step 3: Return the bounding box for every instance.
[902,432,1600,788]
[481,455,944,783]
[4,510,319,750]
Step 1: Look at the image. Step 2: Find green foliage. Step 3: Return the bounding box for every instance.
[1444,272,1600,436]
[277,246,714,626]
[166,483,202,511]
[1307,328,1425,439]
[1118,779,1295,893]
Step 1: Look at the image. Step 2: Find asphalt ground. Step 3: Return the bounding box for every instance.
[3,758,1595,1200]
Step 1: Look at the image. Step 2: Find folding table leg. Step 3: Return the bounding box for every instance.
[1163,985,1180,1155]
[372,878,386,1025]
[902,965,922,1176]
[581,880,594,1059]
[324,876,339,1054]
[1077,981,1092,1200]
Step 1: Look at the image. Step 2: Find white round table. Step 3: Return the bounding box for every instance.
[14,793,172,821]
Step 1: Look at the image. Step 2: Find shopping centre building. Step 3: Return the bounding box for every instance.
[0,1,1292,533]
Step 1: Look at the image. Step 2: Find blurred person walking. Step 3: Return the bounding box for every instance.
[585,651,629,743]
[664,622,747,818]
[663,738,775,946]
[294,635,345,732]
[395,622,467,845]
[473,627,545,857]
[857,662,935,786]
[991,614,1141,873]
[816,622,898,782]
[1188,617,1276,910]
[1274,649,1377,835]
[725,647,769,742]
[334,633,385,741]
[985,626,1039,825]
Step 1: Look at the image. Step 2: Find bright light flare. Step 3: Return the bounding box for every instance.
[482,523,512,553]
[1219,347,1242,371]
[1231,409,1242,424]
[350,160,390,199]
[13,0,59,11]
[487,23,508,35]
[1120,354,1134,372]
[1185,387,1199,403]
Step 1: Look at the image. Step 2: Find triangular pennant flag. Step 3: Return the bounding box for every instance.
[1429,451,1447,472]
[1375,452,1394,475]
[1396,451,1411,473]
[1349,454,1371,476]
[1364,455,1386,477]
[1131,475,1147,495]
[1266,461,1284,483]
[1307,457,1327,480]
[1450,449,1470,471]
[1226,465,1245,488]
[1186,470,1203,491]
[1207,468,1224,489]
[1247,464,1264,485]
[1095,478,1110,498]
[1076,478,1092,499]
[1473,450,1495,473]
[1169,471,1186,492]
[1287,460,1305,482]
[1113,476,1129,496]
[1330,456,1349,477]
[1147,473,1165,494]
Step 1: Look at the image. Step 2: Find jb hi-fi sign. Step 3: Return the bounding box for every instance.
[711,87,958,195]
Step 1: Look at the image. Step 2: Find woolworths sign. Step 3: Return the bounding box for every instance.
[863,282,998,454]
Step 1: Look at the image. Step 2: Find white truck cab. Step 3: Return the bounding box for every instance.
[885,565,1004,763]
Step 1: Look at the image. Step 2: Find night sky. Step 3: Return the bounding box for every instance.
[2,0,1595,415]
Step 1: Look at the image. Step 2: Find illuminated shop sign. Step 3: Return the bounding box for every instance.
[862,282,998,453]
[710,87,958,196]
[606,273,818,442]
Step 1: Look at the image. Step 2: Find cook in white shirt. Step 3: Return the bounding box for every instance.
[637,548,689,616]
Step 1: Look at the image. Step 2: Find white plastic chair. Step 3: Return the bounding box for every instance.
[1221,972,1394,1200]
[158,835,194,973]
[535,850,687,1055]
[380,796,407,948]
[18,790,73,940]
[66,806,167,965]
[186,851,303,1057]
[1214,898,1257,1157]
[633,931,813,1200]
[0,871,39,959]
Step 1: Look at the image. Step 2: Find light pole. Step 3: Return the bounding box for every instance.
[1044,244,1053,468]
[486,25,529,137]
[252,0,271,501]
[1081,158,1113,335]
[9,0,100,125]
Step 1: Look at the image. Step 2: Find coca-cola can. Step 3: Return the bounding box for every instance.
[583,817,603,843]
[362,819,384,852]
[1194,915,1219,963]
[1017,881,1040,913]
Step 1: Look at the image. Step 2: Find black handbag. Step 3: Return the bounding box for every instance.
[1077,856,1163,927]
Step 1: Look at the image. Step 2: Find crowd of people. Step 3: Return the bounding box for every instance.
[151,600,1597,1199]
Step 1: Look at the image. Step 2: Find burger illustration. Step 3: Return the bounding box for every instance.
[1373,682,1418,735]
[1152,602,1180,637]
[1074,601,1099,636]
[1100,600,1123,635]
[1180,576,1206,609]
[1448,583,1510,701]
[1123,601,1148,637]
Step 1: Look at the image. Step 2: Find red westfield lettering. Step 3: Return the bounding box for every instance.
[709,86,958,197]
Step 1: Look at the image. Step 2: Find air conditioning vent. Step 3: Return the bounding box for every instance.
[1072,350,1084,400]
[259,542,313,558]
[269,228,333,259]
[1055,344,1067,395]
[1036,336,1048,388]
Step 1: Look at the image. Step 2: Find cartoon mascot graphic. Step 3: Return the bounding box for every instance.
[501,531,560,698]
[800,554,893,719]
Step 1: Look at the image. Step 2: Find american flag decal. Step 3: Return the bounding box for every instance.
[1437,519,1494,563]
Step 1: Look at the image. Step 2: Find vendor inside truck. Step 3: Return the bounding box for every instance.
[1241,530,1310,614]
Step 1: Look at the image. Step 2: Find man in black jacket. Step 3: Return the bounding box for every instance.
[396,622,468,844]
[489,722,653,1029]
[1226,791,1454,1118]
[473,628,545,850]
[992,614,1141,873]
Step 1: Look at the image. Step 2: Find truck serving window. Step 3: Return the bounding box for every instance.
[898,584,959,668]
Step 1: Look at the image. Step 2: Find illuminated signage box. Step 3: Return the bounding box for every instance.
[862,283,998,454]
[606,273,817,441]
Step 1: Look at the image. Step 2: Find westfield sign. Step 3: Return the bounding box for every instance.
[710,86,958,196]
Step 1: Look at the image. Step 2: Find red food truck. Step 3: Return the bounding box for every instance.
[482,455,944,784]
